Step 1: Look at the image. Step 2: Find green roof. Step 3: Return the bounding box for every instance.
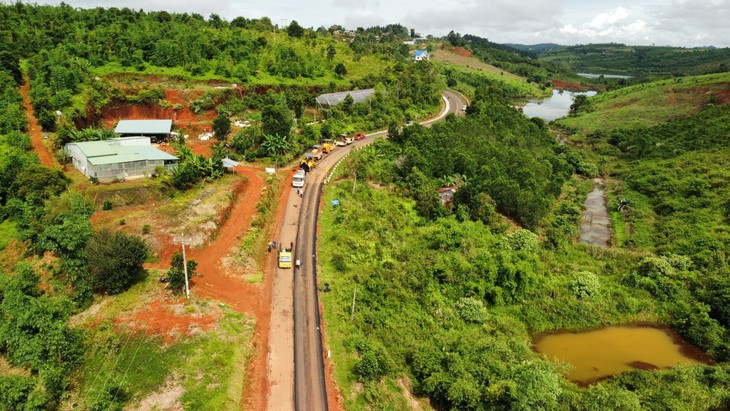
[115,120,172,135]
[68,140,178,166]
[73,140,118,158]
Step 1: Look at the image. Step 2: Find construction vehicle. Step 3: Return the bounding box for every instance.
[311,145,323,160]
[300,152,316,172]
[292,169,306,188]
[321,139,335,153]
[278,245,293,269]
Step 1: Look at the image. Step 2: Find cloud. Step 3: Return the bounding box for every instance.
[586,6,628,29]
[401,0,565,39]
[556,6,651,44]
[344,10,385,28]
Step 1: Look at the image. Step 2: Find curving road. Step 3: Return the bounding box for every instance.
[285,90,467,411]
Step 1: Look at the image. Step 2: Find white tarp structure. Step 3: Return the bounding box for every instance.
[315,89,375,108]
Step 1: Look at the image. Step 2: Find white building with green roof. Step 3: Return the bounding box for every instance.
[66,137,178,182]
[114,119,173,142]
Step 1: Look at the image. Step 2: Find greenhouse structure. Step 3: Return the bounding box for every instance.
[66,137,178,182]
[315,88,375,108]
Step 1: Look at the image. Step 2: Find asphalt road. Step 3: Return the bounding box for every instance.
[292,90,467,411]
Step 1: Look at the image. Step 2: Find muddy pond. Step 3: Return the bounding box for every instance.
[534,325,710,385]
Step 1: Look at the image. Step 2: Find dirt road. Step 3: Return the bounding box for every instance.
[20,73,54,168]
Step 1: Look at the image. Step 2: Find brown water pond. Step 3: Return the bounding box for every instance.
[534,325,711,385]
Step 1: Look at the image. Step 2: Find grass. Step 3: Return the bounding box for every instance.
[431,48,549,98]
[318,183,374,410]
[0,220,17,251]
[71,277,254,410]
[555,72,730,134]
[156,174,242,233]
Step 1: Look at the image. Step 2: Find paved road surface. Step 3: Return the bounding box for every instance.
[290,90,467,411]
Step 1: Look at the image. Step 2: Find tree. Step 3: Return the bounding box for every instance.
[37,191,93,260]
[342,93,354,114]
[212,114,231,140]
[86,229,148,294]
[327,44,336,61]
[166,251,198,294]
[10,164,71,205]
[286,20,304,38]
[261,103,293,138]
[261,134,290,165]
[334,62,347,77]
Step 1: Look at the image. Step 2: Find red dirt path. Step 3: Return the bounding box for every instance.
[136,165,288,410]
[20,73,54,168]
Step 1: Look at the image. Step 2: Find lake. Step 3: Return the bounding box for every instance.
[534,325,710,385]
[521,89,597,122]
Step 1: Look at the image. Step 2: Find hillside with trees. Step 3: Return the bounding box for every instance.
[318,64,730,409]
[539,43,730,77]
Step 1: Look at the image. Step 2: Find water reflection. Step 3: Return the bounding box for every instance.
[522,89,597,122]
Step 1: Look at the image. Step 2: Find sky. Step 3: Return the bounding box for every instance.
[32,0,730,47]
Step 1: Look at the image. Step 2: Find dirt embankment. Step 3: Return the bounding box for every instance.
[551,79,595,92]
[440,44,473,57]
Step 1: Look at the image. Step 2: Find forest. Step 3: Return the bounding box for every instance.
[318,70,730,409]
[538,43,730,77]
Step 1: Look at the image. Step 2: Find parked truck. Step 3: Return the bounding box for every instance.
[311,145,323,160]
[278,245,293,269]
[321,139,335,153]
[292,169,306,188]
[335,134,354,146]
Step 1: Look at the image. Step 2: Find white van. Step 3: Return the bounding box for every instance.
[292,169,306,188]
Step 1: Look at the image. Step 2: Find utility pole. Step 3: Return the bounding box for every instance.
[174,232,192,299]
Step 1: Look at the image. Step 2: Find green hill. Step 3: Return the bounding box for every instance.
[555,72,730,134]
[540,43,730,76]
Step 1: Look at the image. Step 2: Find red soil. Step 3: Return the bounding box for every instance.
[116,296,220,344]
[439,44,473,57]
[20,74,54,168]
[551,79,593,91]
[691,83,730,105]
[137,165,282,411]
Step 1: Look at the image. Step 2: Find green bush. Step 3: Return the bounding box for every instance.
[570,271,601,299]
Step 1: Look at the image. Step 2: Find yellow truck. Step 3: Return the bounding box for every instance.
[321,139,335,153]
[278,246,293,269]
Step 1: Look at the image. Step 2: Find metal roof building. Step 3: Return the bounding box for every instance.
[115,119,173,142]
[315,89,375,108]
[66,137,178,182]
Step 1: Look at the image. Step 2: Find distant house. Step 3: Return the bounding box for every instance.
[412,50,429,61]
[438,186,456,205]
[66,137,178,182]
[114,119,173,143]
